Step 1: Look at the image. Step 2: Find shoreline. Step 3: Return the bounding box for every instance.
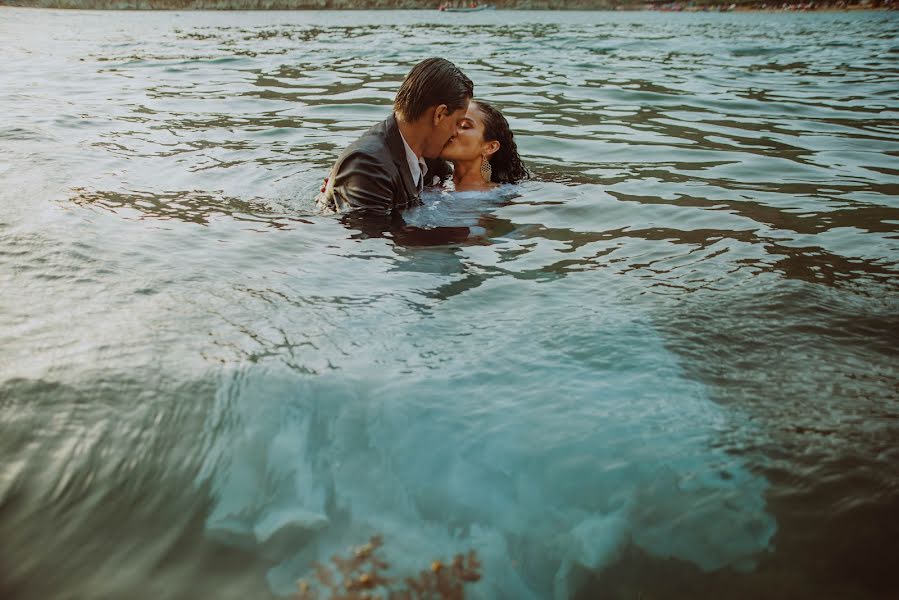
[1,1,896,10]
[1,6,896,10]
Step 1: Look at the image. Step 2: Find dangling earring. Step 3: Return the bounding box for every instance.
[480,156,492,183]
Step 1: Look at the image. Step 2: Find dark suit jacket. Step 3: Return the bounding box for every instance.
[317,113,450,216]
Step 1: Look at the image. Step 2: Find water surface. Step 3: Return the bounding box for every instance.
[1,7,897,599]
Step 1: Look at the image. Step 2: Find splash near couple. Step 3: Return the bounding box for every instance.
[317,57,528,218]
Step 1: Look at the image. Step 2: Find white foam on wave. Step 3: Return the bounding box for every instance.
[197,290,776,599]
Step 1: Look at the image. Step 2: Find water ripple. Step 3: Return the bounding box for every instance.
[1,7,898,600]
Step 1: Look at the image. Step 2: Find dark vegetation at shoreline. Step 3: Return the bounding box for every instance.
[1,0,896,9]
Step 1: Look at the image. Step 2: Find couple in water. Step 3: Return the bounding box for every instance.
[318,57,527,215]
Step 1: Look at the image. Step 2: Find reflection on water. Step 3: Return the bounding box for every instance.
[72,187,308,228]
[1,6,897,600]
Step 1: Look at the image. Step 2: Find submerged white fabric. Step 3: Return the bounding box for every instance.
[399,128,426,191]
[198,287,777,599]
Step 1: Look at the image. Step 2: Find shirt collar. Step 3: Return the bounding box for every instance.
[398,129,427,189]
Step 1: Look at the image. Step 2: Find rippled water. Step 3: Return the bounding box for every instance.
[1,7,897,599]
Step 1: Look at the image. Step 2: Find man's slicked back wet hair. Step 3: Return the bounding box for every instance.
[394,58,474,122]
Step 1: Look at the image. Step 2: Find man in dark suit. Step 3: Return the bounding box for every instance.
[318,58,473,219]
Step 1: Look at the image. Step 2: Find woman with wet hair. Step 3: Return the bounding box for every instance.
[438,99,529,191]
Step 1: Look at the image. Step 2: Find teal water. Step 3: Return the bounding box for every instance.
[0,7,897,599]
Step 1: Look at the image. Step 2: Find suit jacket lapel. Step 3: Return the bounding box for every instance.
[385,113,421,203]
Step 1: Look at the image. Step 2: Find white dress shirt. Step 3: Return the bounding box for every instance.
[399,130,427,192]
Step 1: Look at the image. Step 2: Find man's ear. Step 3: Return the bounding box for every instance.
[432,104,449,127]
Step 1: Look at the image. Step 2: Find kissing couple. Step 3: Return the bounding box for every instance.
[317,57,528,218]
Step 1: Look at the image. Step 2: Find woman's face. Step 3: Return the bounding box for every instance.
[439,103,496,162]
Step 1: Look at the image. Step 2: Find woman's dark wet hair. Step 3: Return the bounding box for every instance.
[476,100,529,184]
[394,58,474,122]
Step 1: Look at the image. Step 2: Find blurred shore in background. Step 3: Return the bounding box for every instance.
[1,0,895,11]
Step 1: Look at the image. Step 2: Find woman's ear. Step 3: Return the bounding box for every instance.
[484,140,500,157]
[433,104,449,127]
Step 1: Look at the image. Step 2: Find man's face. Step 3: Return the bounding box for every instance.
[422,100,470,159]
